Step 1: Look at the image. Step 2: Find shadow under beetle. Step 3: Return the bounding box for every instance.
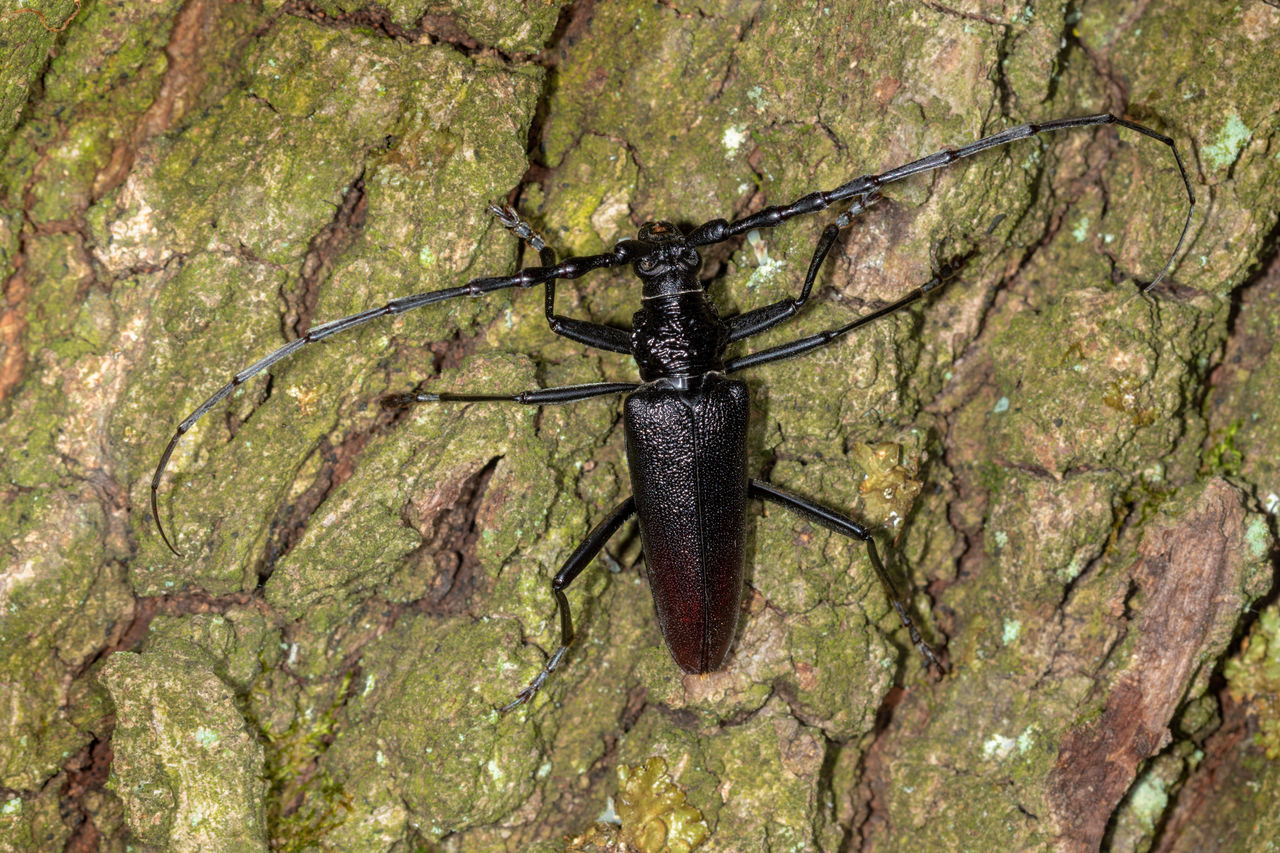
[153,113,1194,711]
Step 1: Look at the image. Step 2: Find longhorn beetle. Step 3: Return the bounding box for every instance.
[153,114,1194,711]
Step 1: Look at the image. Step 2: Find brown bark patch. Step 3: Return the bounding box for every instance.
[1151,693,1254,853]
[61,737,113,853]
[0,268,29,402]
[94,0,215,198]
[1047,479,1251,852]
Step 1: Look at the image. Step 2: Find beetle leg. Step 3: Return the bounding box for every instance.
[383,381,638,409]
[726,193,881,343]
[749,479,943,672]
[490,203,556,267]
[543,273,634,353]
[490,202,634,354]
[724,249,975,375]
[501,496,638,713]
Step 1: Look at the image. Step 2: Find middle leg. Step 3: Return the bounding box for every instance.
[384,381,638,409]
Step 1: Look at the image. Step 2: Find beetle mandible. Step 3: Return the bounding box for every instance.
[152,113,1194,711]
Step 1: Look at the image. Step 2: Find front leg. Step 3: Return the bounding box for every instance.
[544,277,633,353]
[726,193,879,343]
[726,250,973,374]
[491,204,633,354]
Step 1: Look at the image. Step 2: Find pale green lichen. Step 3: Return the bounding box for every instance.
[1072,215,1090,242]
[983,733,1017,760]
[1017,726,1036,754]
[721,125,748,156]
[743,228,788,292]
[1245,516,1270,559]
[1127,771,1169,833]
[1203,114,1252,172]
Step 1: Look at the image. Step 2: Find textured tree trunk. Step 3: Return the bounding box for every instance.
[1,1,1277,851]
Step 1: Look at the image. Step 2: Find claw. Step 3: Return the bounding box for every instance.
[488,203,547,253]
[916,638,946,675]
[890,599,946,675]
[498,645,567,713]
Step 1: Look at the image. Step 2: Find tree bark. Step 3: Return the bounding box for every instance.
[1,1,1277,851]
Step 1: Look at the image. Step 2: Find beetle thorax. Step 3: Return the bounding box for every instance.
[625,221,727,379]
[630,290,728,381]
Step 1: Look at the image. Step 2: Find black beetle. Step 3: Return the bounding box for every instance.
[152,113,1193,710]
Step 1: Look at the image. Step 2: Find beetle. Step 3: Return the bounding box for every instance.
[152,113,1193,711]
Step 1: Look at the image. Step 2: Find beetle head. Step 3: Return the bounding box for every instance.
[634,221,703,299]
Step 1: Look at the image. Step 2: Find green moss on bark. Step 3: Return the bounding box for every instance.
[101,638,269,850]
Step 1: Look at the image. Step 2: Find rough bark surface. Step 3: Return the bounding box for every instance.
[1047,480,1257,852]
[1,1,1278,851]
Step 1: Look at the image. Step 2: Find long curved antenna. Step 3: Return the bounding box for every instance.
[151,246,635,556]
[686,114,1195,291]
